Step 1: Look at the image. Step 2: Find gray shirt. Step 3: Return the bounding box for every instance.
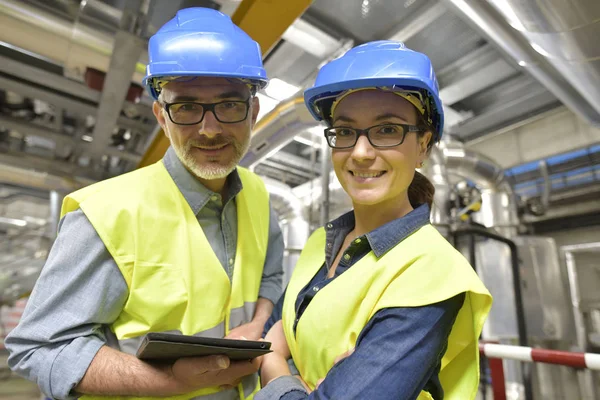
[5,147,284,399]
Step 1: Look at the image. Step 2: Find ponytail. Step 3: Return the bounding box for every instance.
[408,170,435,209]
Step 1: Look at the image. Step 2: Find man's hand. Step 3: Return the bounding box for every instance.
[170,355,260,392]
[226,321,263,341]
[77,345,260,397]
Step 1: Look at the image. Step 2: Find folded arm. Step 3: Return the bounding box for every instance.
[256,293,465,400]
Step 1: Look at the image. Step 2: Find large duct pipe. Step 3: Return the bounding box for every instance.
[0,162,92,192]
[421,145,452,231]
[439,139,519,235]
[261,176,309,286]
[240,96,321,169]
[489,0,600,118]
[48,190,64,241]
[0,0,147,81]
[442,0,600,127]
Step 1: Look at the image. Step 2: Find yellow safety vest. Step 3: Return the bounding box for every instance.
[61,160,270,400]
[282,224,492,400]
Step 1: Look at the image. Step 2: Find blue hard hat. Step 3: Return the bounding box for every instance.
[143,7,268,100]
[304,40,444,140]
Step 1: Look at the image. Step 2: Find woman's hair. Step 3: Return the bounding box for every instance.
[408,112,437,209]
[408,169,435,209]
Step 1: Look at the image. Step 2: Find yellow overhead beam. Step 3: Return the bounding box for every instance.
[137,0,312,169]
[231,0,313,55]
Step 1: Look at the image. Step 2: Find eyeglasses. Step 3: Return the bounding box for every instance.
[161,99,251,125]
[324,124,421,149]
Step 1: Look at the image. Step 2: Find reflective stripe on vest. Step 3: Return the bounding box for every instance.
[62,161,269,400]
[282,224,492,400]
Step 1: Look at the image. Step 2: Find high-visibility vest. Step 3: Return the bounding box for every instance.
[62,160,270,400]
[282,224,492,400]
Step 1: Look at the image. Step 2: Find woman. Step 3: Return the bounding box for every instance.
[256,41,492,400]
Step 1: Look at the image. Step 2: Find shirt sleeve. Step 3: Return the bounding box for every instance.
[258,199,284,305]
[5,209,129,400]
[255,294,465,400]
[262,286,286,337]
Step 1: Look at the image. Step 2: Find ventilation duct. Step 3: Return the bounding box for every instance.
[488,0,600,118]
[0,0,147,82]
[442,0,600,127]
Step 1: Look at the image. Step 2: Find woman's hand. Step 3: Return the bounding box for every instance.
[313,347,355,390]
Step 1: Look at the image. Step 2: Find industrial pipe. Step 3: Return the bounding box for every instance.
[452,226,532,400]
[442,0,600,127]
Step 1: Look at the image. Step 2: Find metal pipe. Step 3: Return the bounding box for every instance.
[442,0,600,127]
[240,96,320,169]
[260,176,309,285]
[0,0,147,78]
[441,139,512,193]
[48,190,63,241]
[0,162,92,192]
[0,191,48,204]
[538,159,551,212]
[452,226,532,400]
[440,139,519,234]
[422,145,452,229]
[492,0,600,118]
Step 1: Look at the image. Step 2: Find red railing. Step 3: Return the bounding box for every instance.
[479,342,600,400]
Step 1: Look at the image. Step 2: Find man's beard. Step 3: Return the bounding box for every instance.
[174,135,250,180]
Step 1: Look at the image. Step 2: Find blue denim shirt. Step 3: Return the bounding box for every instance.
[258,204,465,400]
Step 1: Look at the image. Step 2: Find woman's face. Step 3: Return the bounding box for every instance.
[330,90,431,208]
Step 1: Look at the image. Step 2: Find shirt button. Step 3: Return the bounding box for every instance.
[229,258,234,265]
[343,254,351,261]
[326,223,333,229]
[354,238,361,244]
[312,286,319,292]
[327,242,332,248]
[210,195,219,202]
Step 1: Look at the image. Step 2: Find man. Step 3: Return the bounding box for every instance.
[5,7,283,400]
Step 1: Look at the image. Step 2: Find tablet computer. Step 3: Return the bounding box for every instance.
[136,332,272,361]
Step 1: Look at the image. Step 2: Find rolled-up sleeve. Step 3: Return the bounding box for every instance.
[258,200,284,305]
[5,209,128,400]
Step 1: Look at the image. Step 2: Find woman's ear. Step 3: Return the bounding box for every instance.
[419,131,433,154]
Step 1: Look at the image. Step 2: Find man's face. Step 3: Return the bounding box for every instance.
[152,77,260,180]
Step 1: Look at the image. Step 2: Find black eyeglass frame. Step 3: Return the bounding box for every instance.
[323,123,422,149]
[160,98,251,125]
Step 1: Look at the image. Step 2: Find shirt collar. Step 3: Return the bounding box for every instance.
[162,146,243,215]
[326,203,431,258]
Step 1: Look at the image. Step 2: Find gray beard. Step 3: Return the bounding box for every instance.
[173,137,250,180]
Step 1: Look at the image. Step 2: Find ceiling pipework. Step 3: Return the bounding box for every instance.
[442,0,600,127]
